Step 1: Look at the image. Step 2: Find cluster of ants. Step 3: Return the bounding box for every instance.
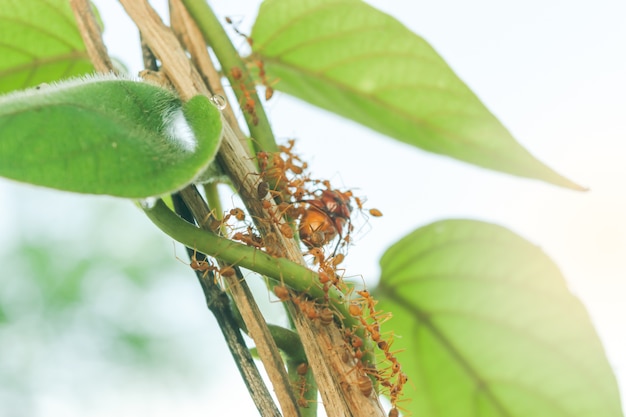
[190,18,406,416]
[245,139,405,416]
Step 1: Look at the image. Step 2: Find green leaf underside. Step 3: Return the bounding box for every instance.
[0,0,93,94]
[0,78,222,198]
[373,220,623,417]
[251,0,581,189]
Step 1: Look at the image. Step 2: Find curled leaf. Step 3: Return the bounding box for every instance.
[0,75,222,198]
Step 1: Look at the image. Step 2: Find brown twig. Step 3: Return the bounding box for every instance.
[169,0,252,155]
[69,0,115,73]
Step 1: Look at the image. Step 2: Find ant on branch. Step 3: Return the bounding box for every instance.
[176,245,235,285]
[225,17,277,102]
[230,66,259,125]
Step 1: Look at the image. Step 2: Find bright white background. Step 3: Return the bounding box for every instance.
[0,0,624,415]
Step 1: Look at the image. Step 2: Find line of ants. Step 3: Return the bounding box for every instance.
[224,17,275,126]
[275,281,407,415]
[348,290,408,415]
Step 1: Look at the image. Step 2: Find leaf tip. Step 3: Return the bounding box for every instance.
[543,170,587,192]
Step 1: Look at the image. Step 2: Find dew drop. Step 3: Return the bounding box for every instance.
[138,197,158,209]
[209,94,227,110]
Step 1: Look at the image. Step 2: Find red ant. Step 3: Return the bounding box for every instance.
[273,285,290,302]
[225,16,253,47]
[232,227,264,250]
[230,66,259,125]
[225,17,276,102]
[256,151,269,172]
[184,248,236,283]
[254,58,275,101]
[308,248,325,265]
[295,362,310,408]
[279,222,294,239]
[274,286,332,325]
[229,207,246,222]
[290,294,334,326]
[357,374,373,397]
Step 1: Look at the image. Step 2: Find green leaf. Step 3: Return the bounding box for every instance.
[374,220,623,417]
[0,0,94,93]
[251,0,581,189]
[0,76,222,198]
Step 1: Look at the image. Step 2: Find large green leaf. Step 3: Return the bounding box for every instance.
[0,76,222,198]
[250,0,581,189]
[0,0,94,93]
[373,220,623,417]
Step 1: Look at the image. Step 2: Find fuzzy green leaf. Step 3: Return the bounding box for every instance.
[0,76,222,198]
[374,220,623,417]
[0,0,94,93]
[251,0,581,189]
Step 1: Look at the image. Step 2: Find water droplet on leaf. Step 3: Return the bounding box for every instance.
[209,94,227,110]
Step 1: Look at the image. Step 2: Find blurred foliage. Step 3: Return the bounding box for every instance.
[0,192,216,415]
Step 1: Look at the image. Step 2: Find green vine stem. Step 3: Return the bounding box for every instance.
[143,200,344,316]
[141,199,380,362]
[267,324,306,363]
[203,182,223,217]
[182,0,278,153]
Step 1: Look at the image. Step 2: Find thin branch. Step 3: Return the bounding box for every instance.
[177,186,302,417]
[142,200,349,316]
[172,194,281,417]
[169,0,252,155]
[69,0,115,73]
[140,34,159,72]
